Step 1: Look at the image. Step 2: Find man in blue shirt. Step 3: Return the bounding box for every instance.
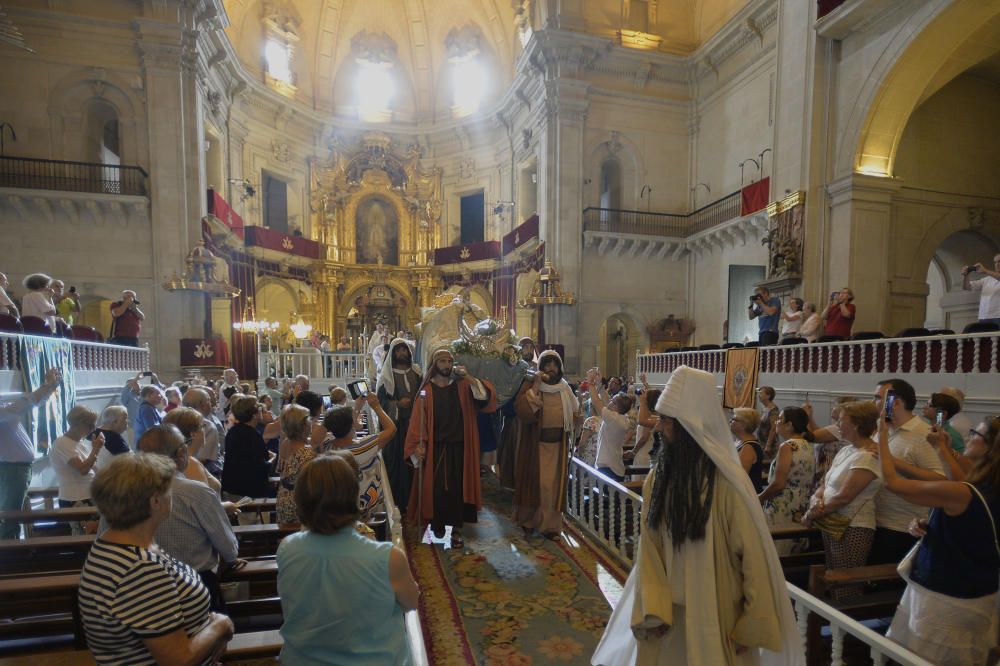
[134,385,166,443]
[748,286,781,344]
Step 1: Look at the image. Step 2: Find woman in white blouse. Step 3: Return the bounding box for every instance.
[798,302,823,343]
[21,273,58,331]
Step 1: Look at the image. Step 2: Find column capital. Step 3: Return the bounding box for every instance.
[826,172,903,207]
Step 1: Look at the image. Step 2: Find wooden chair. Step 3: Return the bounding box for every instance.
[0,312,23,333]
[19,316,53,336]
[69,325,102,342]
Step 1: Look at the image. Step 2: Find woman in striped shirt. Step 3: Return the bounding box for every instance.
[79,453,234,665]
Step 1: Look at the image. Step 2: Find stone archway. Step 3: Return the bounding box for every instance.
[597,312,644,378]
[923,229,1000,331]
[844,0,1000,178]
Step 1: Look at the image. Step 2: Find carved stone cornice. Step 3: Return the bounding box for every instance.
[133,19,186,72]
[0,187,150,226]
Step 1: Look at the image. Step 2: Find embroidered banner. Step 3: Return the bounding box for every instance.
[723,347,759,409]
[434,240,502,265]
[244,226,322,259]
[207,189,244,239]
[502,215,539,254]
[180,338,230,367]
[740,177,770,216]
[19,336,75,452]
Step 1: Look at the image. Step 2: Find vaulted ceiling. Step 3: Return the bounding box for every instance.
[222,0,751,120]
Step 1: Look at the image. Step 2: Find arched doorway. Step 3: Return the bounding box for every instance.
[924,230,1000,330]
[598,313,640,377]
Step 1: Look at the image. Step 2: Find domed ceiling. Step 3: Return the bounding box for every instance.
[222,0,750,122]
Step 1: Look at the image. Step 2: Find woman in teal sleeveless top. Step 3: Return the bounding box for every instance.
[277,452,420,665]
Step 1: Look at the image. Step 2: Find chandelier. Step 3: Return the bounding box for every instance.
[232,297,280,334]
[291,315,313,340]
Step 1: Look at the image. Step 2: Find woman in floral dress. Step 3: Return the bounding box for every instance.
[276,404,317,526]
[758,407,816,527]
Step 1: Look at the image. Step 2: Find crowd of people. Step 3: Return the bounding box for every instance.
[748,284,856,344]
[0,271,144,345]
[1,315,998,665]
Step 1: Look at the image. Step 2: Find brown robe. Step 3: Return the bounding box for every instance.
[404,377,497,524]
[512,380,571,514]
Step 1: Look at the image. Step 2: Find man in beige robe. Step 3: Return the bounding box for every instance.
[512,350,579,540]
[593,366,804,666]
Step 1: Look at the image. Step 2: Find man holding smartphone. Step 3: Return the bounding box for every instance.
[109,289,144,346]
[870,379,944,564]
[961,253,1000,324]
[823,287,856,339]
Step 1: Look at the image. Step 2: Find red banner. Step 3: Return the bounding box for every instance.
[741,177,770,216]
[207,189,244,239]
[244,226,322,259]
[180,338,230,368]
[502,215,539,254]
[434,240,501,265]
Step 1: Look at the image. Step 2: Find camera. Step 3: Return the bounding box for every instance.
[749,294,761,303]
[132,298,140,305]
[347,379,369,400]
[69,286,77,293]
[965,265,978,274]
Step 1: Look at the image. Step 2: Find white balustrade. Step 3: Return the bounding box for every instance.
[564,454,937,666]
[257,351,368,385]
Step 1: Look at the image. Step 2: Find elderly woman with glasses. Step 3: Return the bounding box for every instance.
[163,407,222,496]
[878,416,1000,664]
[277,452,419,664]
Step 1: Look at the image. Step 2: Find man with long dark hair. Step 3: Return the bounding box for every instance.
[593,366,804,666]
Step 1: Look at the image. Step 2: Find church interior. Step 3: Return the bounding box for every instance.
[1,0,999,664]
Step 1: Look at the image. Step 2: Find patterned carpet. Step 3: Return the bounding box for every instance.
[404,475,626,666]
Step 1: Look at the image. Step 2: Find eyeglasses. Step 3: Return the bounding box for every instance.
[969,429,987,440]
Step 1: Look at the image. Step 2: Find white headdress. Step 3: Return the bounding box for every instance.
[375,338,420,397]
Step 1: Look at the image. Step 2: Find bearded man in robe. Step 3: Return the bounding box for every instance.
[376,338,421,512]
[512,350,579,541]
[405,349,497,548]
[592,365,804,666]
[518,336,538,370]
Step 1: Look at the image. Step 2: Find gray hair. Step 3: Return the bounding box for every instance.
[100,405,128,428]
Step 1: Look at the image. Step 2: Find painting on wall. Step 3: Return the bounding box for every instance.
[355,196,399,265]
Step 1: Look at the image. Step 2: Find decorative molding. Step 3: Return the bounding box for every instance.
[767,190,806,217]
[0,188,149,226]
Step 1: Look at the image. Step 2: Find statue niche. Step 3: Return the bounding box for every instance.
[356,196,398,265]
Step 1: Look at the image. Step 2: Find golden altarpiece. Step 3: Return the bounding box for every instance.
[306,132,446,339]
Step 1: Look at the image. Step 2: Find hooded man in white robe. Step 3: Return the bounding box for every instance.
[592,365,804,666]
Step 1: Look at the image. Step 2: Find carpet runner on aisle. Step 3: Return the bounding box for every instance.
[405,476,626,665]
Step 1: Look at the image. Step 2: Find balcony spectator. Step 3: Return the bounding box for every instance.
[276,452,418,665]
[879,416,1000,665]
[803,401,883,599]
[94,405,131,471]
[51,280,80,326]
[109,290,145,346]
[730,407,764,493]
[870,378,945,565]
[748,286,781,344]
[961,253,1000,324]
[135,385,166,443]
[759,408,816,531]
[79,454,235,664]
[21,273,58,330]
[799,302,822,342]
[823,287,856,339]
[0,271,19,317]
[0,367,60,540]
[51,405,103,534]
[920,393,964,453]
[779,297,804,338]
[757,386,780,457]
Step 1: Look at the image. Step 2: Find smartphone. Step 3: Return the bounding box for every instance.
[884,390,897,421]
[348,379,370,400]
[935,410,945,428]
[142,371,154,377]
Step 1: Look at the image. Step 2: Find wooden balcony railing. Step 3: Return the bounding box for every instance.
[0,156,149,196]
[583,190,742,238]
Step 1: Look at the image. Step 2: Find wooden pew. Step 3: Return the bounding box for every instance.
[0,499,278,528]
[805,563,903,664]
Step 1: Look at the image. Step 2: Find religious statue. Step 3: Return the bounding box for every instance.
[356,196,398,265]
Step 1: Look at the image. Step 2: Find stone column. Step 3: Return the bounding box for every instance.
[538,78,588,372]
[825,173,903,335]
[134,19,206,374]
